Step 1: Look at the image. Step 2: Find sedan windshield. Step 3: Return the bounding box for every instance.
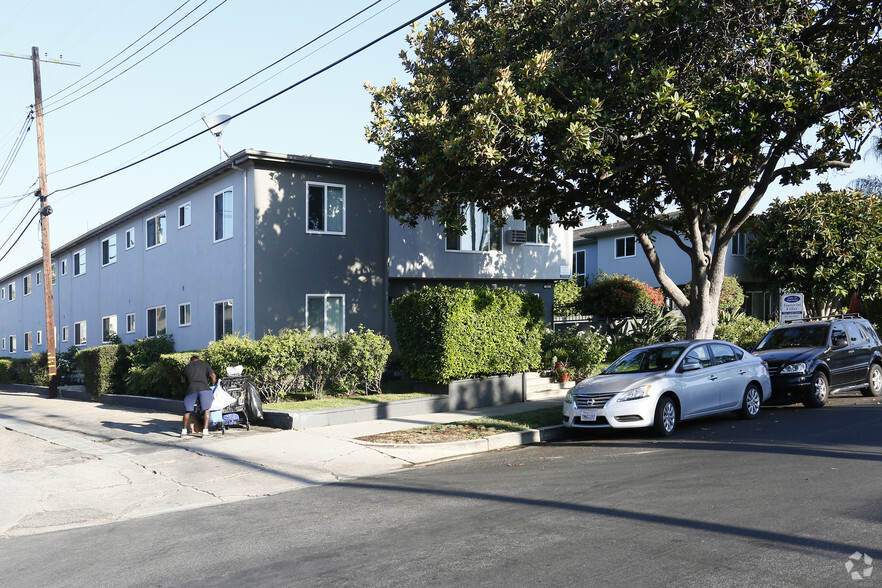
[604,346,685,374]
[754,324,829,351]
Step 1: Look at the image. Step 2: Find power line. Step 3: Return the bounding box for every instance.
[44,0,226,114]
[42,0,196,104]
[51,0,451,195]
[0,198,39,265]
[47,0,388,177]
[0,110,33,190]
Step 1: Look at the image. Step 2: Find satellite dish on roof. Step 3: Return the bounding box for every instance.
[202,113,232,161]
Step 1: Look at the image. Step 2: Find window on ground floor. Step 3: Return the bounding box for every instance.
[24,332,32,352]
[146,306,166,337]
[126,313,136,334]
[306,294,344,336]
[214,300,233,341]
[74,321,87,346]
[179,303,191,327]
[103,315,118,343]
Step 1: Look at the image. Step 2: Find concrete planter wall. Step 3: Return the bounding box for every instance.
[415,373,526,410]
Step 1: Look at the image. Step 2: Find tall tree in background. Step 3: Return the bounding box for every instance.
[366,0,882,338]
[748,189,882,316]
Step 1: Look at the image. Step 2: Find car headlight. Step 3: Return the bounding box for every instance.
[780,362,807,375]
[565,390,574,404]
[617,385,651,402]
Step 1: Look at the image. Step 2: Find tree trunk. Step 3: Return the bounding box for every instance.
[682,281,722,340]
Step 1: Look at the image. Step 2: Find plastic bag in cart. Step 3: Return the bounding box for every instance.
[210,382,236,411]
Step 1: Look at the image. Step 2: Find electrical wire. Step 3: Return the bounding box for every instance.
[44,0,226,114]
[42,0,196,104]
[49,0,450,195]
[0,198,40,265]
[0,110,34,191]
[48,0,388,177]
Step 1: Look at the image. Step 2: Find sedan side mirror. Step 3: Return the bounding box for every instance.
[680,358,702,372]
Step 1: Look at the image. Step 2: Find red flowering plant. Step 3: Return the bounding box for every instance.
[582,273,664,317]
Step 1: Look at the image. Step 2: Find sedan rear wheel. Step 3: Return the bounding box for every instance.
[653,396,677,437]
[739,384,762,419]
[803,372,828,408]
[862,363,882,397]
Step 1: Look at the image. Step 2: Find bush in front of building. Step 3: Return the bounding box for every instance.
[391,285,544,383]
[0,359,12,383]
[76,344,132,396]
[582,273,664,318]
[128,334,175,369]
[541,326,609,381]
[553,277,583,317]
[715,310,777,350]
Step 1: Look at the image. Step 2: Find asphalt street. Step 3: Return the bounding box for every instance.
[3,394,881,587]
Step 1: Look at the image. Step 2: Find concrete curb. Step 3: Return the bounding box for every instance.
[351,424,567,458]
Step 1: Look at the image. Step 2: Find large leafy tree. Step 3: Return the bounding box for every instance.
[366,0,882,338]
[748,189,882,316]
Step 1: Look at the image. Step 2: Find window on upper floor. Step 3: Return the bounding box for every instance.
[102,315,118,343]
[179,303,191,327]
[1,337,5,351]
[446,204,502,252]
[146,213,166,249]
[126,227,135,250]
[23,275,31,296]
[178,202,191,228]
[615,236,636,259]
[61,258,68,275]
[306,183,344,235]
[146,306,167,338]
[526,223,549,245]
[74,249,86,276]
[1,287,5,300]
[8,282,15,301]
[102,235,117,266]
[214,300,233,341]
[306,294,343,336]
[731,232,748,256]
[573,250,586,277]
[36,271,41,286]
[51,262,56,285]
[214,189,233,242]
[75,321,87,346]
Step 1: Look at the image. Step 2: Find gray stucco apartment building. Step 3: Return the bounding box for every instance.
[0,150,571,357]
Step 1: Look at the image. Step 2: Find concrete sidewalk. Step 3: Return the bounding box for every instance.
[0,387,565,537]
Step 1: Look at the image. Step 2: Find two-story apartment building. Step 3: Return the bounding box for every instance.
[572,221,773,319]
[0,150,570,358]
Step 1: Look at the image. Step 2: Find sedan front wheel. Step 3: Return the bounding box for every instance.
[653,396,677,437]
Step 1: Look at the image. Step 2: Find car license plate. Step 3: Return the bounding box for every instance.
[580,409,597,421]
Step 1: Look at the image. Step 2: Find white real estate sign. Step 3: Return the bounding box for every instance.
[780,293,805,323]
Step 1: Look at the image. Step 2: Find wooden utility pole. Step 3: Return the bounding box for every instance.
[1,48,78,398]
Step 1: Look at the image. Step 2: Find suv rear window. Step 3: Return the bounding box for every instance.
[754,324,830,350]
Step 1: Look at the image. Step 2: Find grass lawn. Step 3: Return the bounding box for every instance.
[265,392,431,412]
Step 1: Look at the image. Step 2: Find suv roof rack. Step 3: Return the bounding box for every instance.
[784,313,863,324]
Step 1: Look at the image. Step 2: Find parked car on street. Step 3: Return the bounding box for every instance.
[563,340,772,436]
[750,314,882,408]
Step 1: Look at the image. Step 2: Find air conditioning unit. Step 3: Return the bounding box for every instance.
[507,229,527,245]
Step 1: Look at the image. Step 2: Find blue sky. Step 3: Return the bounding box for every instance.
[0,0,878,276]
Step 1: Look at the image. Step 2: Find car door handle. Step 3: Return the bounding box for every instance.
[709,375,718,381]
[739,370,747,375]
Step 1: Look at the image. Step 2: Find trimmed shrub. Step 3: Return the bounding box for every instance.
[57,346,80,385]
[715,310,777,349]
[76,345,130,396]
[301,334,343,398]
[128,334,175,369]
[553,277,583,317]
[335,327,393,395]
[29,353,49,386]
[541,327,608,381]
[605,309,685,361]
[8,359,32,384]
[254,329,311,402]
[0,359,11,383]
[582,273,664,317]
[391,285,544,383]
[124,352,191,398]
[203,334,263,376]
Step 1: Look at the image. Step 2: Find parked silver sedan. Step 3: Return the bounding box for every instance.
[563,340,772,436]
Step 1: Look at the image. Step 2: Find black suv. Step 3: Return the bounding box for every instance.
[751,314,882,408]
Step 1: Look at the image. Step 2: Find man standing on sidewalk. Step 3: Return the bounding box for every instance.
[181,355,216,438]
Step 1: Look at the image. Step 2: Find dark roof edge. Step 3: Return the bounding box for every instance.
[1,149,381,281]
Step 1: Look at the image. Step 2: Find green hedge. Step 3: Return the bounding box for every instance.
[0,359,11,384]
[391,285,543,383]
[76,345,131,396]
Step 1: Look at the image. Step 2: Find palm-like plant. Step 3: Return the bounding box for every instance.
[850,136,882,194]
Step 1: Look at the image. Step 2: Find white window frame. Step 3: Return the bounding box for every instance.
[214,299,233,341]
[9,335,16,353]
[102,315,118,343]
[614,236,636,259]
[1,338,4,351]
[74,321,87,346]
[73,249,86,276]
[37,330,42,346]
[8,282,15,301]
[146,212,167,250]
[305,294,345,336]
[731,232,748,256]
[178,201,191,229]
[214,188,234,242]
[178,302,191,327]
[146,306,167,338]
[36,270,42,286]
[23,274,31,296]
[62,326,69,343]
[61,258,68,275]
[446,204,502,253]
[24,331,32,352]
[102,235,117,267]
[306,182,346,235]
[526,223,549,245]
[125,227,135,250]
[1,287,4,300]
[126,313,136,334]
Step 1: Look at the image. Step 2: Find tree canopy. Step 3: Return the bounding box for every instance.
[748,189,882,316]
[367,0,882,337]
